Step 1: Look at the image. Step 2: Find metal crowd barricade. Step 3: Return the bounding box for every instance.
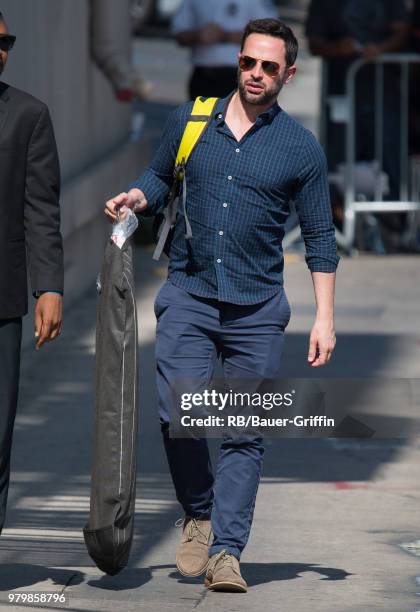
[338,54,420,251]
[284,55,420,253]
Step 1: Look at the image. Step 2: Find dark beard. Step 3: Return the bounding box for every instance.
[237,67,285,107]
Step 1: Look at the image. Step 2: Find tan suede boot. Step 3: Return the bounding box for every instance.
[204,549,248,592]
[175,516,212,577]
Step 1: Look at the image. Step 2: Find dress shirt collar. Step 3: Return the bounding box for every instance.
[213,90,281,127]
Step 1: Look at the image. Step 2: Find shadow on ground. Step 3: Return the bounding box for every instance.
[0,245,415,589]
[0,563,84,590]
[169,561,351,587]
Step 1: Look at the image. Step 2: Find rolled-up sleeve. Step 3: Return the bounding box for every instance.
[128,103,190,216]
[293,135,339,272]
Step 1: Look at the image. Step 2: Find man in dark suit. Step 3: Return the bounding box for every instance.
[0,11,64,534]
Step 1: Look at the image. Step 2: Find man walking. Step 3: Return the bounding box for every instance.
[106,18,338,592]
[0,11,63,534]
[306,0,408,191]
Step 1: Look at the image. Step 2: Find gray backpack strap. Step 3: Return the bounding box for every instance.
[153,158,194,260]
[152,192,179,261]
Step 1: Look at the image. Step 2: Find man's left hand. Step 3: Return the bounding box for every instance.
[34,293,63,350]
[307,318,336,367]
[199,23,225,45]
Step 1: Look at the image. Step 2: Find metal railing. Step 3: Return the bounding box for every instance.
[284,54,420,253]
[337,54,420,251]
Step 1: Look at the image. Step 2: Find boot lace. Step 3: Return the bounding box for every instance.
[175,516,208,542]
[214,549,235,569]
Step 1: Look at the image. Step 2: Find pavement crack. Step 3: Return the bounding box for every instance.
[61,571,81,593]
[192,588,210,608]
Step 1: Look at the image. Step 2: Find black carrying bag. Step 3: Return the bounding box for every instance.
[83,237,139,575]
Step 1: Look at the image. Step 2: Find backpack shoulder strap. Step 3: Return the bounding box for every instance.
[175,96,219,169]
[152,97,219,261]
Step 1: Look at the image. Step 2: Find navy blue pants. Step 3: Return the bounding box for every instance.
[154,280,290,560]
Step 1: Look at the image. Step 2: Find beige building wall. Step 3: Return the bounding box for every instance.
[0,0,149,342]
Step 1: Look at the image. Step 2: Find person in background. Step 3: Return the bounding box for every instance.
[172,0,278,99]
[410,0,420,56]
[306,0,409,246]
[0,10,63,535]
[409,0,420,156]
[90,0,152,102]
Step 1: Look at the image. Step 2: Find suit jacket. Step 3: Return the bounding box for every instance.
[0,81,63,319]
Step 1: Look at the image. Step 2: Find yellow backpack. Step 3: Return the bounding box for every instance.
[153,96,219,260]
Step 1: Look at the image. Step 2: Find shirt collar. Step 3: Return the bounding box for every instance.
[214,92,235,125]
[213,91,281,126]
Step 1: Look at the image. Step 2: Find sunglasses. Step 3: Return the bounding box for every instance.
[238,54,281,77]
[0,35,16,52]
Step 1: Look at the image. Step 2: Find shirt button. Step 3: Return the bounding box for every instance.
[219,230,224,236]
[223,202,228,208]
[235,148,240,153]
[216,258,222,263]
[217,113,223,119]
[227,175,232,181]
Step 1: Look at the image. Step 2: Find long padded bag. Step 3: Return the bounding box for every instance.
[83,236,138,575]
[152,96,219,260]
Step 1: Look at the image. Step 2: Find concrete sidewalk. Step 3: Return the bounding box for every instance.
[0,247,420,612]
[2,26,420,612]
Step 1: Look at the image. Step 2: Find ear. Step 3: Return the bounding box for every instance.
[284,65,297,84]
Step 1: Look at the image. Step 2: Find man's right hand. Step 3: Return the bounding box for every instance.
[104,188,148,222]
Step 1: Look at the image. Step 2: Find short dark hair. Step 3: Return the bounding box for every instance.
[240,19,298,68]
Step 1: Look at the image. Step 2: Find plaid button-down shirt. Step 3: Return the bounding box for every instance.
[131,94,339,305]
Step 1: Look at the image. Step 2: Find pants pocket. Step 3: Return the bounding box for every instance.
[153,281,171,319]
[276,289,291,329]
